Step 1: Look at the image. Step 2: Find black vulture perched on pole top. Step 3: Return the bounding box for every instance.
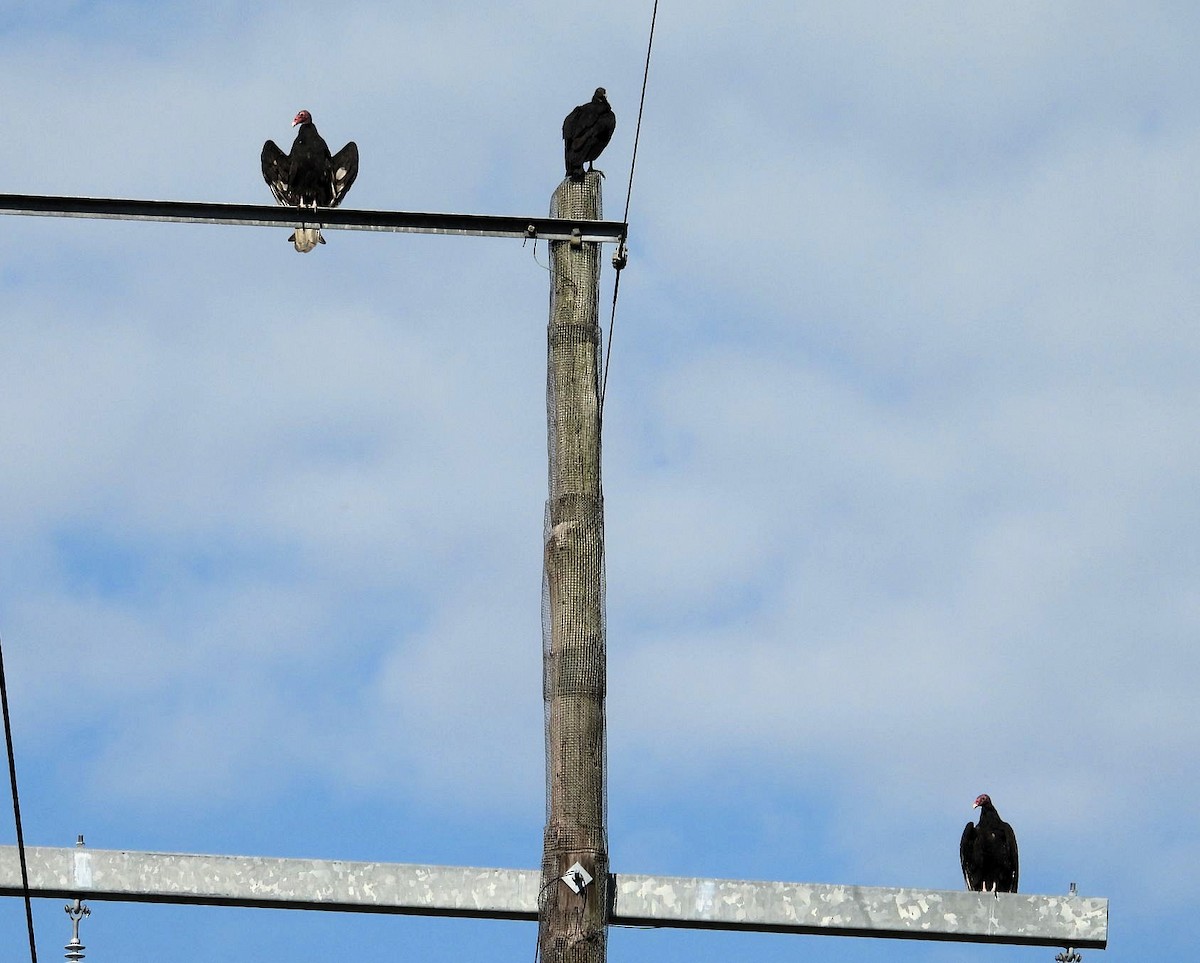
[261,109,359,252]
[960,793,1020,893]
[562,88,616,180]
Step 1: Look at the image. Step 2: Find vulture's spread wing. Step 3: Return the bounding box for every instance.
[261,140,292,206]
[329,142,359,207]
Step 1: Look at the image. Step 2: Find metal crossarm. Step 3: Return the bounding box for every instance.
[0,846,1108,948]
[0,193,628,243]
[611,873,1108,948]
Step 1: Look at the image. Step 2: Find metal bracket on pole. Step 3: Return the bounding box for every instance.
[611,239,628,272]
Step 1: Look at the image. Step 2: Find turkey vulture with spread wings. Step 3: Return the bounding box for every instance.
[960,793,1019,893]
[563,88,615,180]
[261,110,359,252]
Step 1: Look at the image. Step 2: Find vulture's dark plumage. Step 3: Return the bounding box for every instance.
[562,88,616,180]
[960,794,1019,893]
[261,110,359,252]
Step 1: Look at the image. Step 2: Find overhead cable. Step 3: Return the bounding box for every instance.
[601,0,660,415]
[0,632,37,963]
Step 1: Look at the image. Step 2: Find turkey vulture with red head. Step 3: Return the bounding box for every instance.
[960,793,1019,893]
[562,88,615,180]
[261,110,359,252]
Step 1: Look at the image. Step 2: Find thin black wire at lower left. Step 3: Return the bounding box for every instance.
[0,632,38,963]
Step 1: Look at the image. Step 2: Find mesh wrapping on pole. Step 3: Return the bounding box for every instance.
[538,173,609,963]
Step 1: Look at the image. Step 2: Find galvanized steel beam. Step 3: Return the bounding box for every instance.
[611,873,1108,948]
[0,193,627,243]
[0,846,541,919]
[0,847,1107,948]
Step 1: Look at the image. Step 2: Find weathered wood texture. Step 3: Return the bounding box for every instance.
[540,171,609,963]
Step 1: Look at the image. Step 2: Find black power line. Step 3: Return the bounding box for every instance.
[601,0,661,414]
[0,633,37,963]
[621,0,660,228]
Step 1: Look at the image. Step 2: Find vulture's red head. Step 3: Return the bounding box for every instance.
[973,793,991,809]
[292,109,312,127]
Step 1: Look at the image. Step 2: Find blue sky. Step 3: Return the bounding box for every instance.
[0,1,1196,959]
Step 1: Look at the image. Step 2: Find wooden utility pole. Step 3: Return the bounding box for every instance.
[538,172,609,963]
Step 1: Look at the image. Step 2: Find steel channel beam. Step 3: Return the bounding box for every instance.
[0,194,627,243]
[0,846,541,920]
[611,873,1107,948]
[0,847,1106,947]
